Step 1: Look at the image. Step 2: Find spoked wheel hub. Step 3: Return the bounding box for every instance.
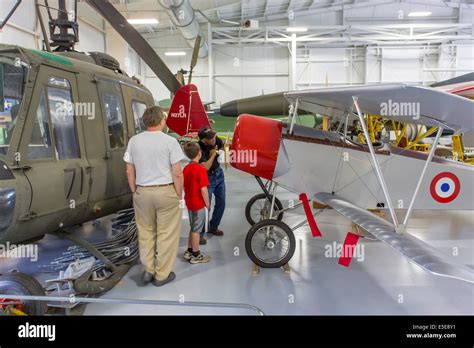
[265,237,276,250]
[245,193,284,225]
[245,219,296,268]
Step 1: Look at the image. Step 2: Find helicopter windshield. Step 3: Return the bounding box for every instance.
[0,53,28,156]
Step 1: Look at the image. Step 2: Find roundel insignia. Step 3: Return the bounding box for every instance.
[430,172,461,204]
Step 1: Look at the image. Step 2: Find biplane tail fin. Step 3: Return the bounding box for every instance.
[167,84,211,136]
[315,192,474,284]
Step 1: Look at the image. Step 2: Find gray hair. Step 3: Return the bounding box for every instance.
[142,106,165,128]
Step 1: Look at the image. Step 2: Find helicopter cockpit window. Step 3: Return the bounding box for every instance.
[0,54,27,156]
[132,100,146,134]
[27,92,52,160]
[103,92,125,149]
[47,84,80,160]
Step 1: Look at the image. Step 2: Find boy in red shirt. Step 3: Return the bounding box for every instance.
[182,142,211,264]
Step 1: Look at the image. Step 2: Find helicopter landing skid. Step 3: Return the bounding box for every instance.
[49,230,132,295]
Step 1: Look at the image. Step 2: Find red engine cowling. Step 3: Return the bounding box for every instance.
[230,114,282,180]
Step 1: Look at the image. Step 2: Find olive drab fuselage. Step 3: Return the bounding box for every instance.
[0,45,154,244]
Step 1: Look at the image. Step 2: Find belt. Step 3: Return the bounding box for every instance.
[137,183,173,188]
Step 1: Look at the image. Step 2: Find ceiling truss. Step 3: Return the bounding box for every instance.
[208,23,473,47]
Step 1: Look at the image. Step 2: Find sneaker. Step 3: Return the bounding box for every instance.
[190,253,211,264]
[183,250,192,261]
[199,236,207,245]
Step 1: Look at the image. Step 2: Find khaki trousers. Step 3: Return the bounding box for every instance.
[133,185,182,281]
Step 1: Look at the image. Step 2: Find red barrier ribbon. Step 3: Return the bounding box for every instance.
[299,193,321,237]
[338,232,360,267]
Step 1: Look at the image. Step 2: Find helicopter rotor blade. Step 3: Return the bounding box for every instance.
[85,0,182,94]
[188,35,201,85]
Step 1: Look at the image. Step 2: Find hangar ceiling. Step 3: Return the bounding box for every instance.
[109,0,473,48]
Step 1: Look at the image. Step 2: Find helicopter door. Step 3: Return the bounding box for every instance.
[97,79,129,197]
[19,68,90,223]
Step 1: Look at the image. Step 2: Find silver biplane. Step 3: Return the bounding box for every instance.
[229,84,474,284]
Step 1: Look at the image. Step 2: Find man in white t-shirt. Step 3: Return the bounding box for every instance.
[124,106,185,287]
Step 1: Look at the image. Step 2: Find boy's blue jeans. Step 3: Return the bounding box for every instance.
[203,167,226,233]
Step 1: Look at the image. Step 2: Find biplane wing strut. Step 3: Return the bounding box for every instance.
[352,96,400,227]
[316,192,474,284]
[311,93,473,284]
[284,87,469,229]
[352,96,445,230]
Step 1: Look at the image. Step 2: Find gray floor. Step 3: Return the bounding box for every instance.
[1,167,473,315]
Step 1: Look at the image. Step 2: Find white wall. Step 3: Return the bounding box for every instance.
[294,44,472,89]
[0,0,40,48]
[143,39,474,106]
[0,1,105,53]
[213,46,289,103]
[145,44,290,105]
[75,2,106,53]
[140,2,474,106]
[295,48,366,87]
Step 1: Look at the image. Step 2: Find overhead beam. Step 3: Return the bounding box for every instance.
[206,23,473,46]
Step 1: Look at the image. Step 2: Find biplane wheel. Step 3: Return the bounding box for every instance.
[245,220,296,268]
[245,193,284,226]
[0,272,47,316]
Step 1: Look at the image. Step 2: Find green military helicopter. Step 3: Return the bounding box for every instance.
[0,0,202,314]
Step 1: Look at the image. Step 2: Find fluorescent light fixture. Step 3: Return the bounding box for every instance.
[407,11,432,17]
[165,51,187,56]
[127,18,159,25]
[286,27,308,33]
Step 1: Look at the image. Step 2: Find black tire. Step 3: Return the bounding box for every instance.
[245,219,296,268]
[0,272,47,315]
[245,193,284,226]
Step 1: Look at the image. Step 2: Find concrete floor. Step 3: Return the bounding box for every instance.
[1,167,473,315]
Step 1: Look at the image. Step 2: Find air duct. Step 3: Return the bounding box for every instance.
[159,0,208,58]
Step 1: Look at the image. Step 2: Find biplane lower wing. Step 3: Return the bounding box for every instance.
[315,192,474,284]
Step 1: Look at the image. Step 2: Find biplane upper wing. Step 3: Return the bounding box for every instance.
[285,84,474,132]
[315,192,474,284]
